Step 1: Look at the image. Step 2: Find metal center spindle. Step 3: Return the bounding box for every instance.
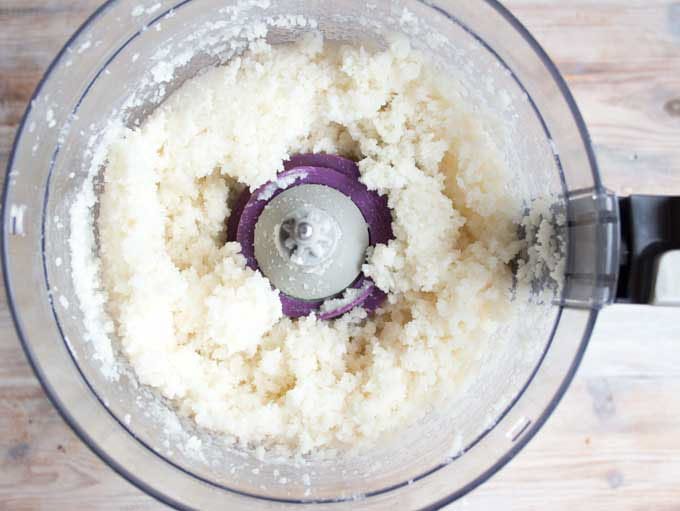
[296,221,313,241]
[277,207,341,269]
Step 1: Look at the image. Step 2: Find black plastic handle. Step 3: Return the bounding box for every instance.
[616,195,680,304]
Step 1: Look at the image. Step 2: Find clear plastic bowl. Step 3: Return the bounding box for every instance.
[2,0,615,509]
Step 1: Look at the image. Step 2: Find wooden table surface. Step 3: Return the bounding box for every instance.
[1,1,679,509]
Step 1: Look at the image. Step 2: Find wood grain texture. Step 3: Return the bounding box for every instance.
[0,1,679,510]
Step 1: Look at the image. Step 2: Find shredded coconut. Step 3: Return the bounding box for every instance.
[70,33,557,456]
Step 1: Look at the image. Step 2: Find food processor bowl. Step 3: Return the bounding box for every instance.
[6,0,676,509]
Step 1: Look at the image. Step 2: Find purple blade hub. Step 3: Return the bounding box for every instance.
[227,154,393,319]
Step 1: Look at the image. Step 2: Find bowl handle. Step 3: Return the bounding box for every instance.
[616,195,680,306]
